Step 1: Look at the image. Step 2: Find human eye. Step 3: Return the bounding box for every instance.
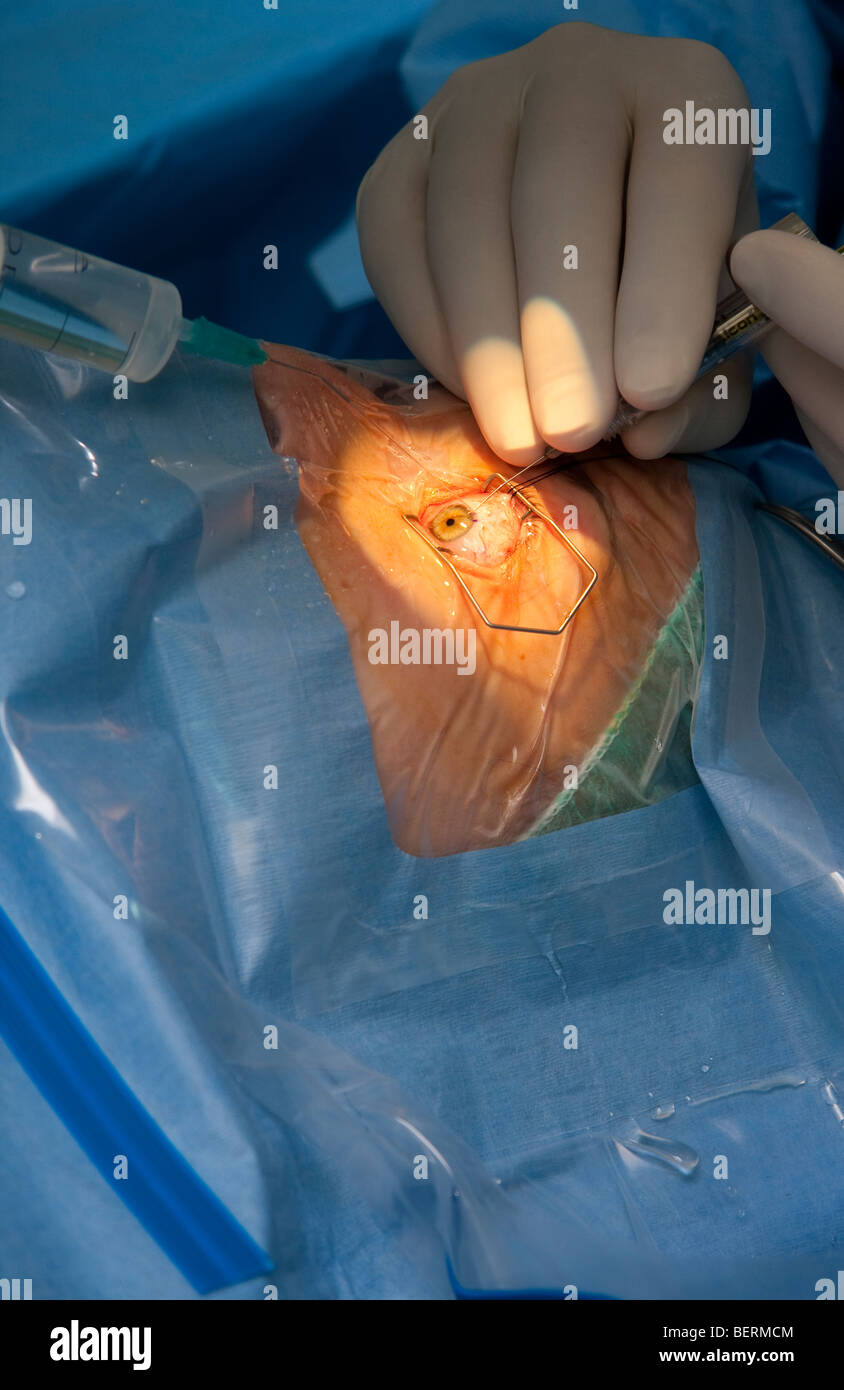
[420,489,524,566]
[428,502,475,541]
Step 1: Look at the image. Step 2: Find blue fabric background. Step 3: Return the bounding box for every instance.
[0,0,842,1299]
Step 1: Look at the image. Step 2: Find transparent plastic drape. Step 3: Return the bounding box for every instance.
[0,339,842,1299]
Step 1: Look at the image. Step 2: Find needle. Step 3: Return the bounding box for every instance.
[476,448,563,508]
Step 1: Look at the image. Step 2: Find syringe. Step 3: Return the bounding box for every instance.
[605,212,837,438]
[0,225,266,381]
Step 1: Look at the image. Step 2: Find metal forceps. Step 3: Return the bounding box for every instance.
[402,458,598,636]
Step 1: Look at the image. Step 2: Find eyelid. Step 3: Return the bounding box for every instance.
[418,478,487,514]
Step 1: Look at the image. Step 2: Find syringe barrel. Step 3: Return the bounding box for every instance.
[0,227,183,381]
[604,212,819,440]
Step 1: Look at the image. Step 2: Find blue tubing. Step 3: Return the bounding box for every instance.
[0,904,273,1294]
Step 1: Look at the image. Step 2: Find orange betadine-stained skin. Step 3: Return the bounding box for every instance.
[252,344,699,858]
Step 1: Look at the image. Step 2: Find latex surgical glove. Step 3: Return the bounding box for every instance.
[357,20,759,466]
[730,229,844,489]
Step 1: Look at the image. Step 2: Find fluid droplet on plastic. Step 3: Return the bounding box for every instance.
[617,1129,699,1176]
[5,581,26,599]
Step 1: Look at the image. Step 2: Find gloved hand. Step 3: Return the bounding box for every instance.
[357,21,759,465]
[730,230,844,488]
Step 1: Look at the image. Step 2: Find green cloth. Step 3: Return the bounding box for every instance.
[530,566,705,836]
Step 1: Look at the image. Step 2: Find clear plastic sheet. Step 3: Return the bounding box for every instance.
[0,339,843,1299]
[252,344,704,856]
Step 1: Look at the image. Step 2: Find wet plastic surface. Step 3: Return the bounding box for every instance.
[0,340,843,1299]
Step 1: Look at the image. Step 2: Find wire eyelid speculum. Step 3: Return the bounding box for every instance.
[403,471,598,637]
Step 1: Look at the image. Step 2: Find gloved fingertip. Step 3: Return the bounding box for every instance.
[728,237,759,292]
[621,403,690,460]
